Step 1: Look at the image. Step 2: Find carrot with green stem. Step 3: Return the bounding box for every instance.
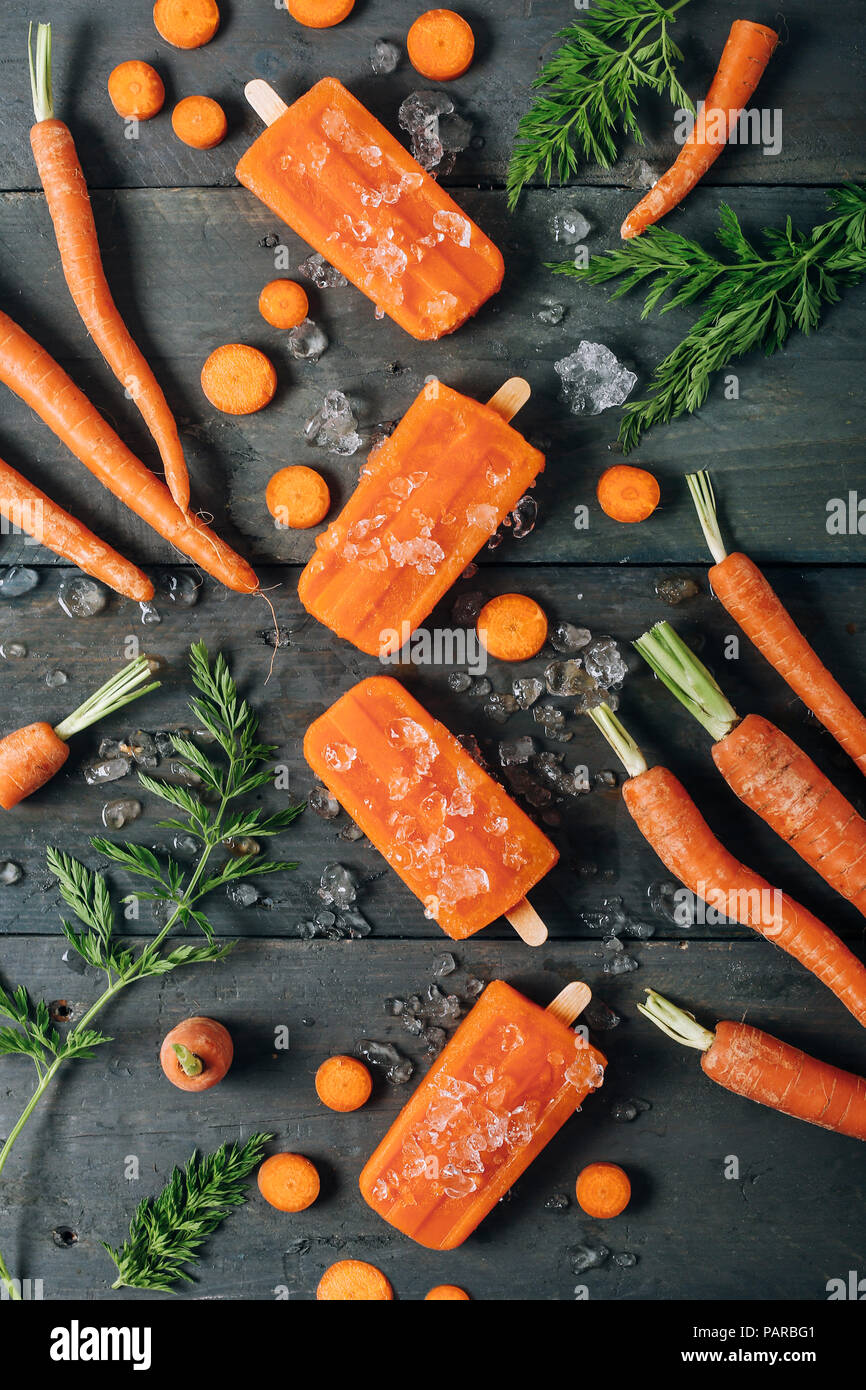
[621,19,778,239]
[586,702,866,1026]
[688,469,866,776]
[634,620,866,914]
[639,989,866,1140]
[0,656,159,810]
[28,22,190,513]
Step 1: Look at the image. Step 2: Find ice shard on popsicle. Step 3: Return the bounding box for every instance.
[298,379,545,658]
[303,676,558,940]
[360,980,606,1250]
[236,77,503,339]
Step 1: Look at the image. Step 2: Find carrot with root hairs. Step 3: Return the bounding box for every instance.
[688,470,866,775]
[621,20,778,239]
[0,309,257,593]
[634,622,866,916]
[586,703,866,1027]
[28,23,191,513]
[639,989,866,1141]
[0,454,152,601]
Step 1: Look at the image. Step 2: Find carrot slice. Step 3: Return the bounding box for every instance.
[171,95,227,149]
[407,9,475,80]
[201,344,277,415]
[153,0,220,49]
[266,466,330,529]
[257,1153,320,1211]
[425,1284,470,1300]
[317,1260,394,1300]
[576,1162,631,1218]
[477,593,548,662]
[597,464,660,523]
[108,61,165,120]
[258,279,309,330]
[288,0,355,28]
[315,1054,372,1112]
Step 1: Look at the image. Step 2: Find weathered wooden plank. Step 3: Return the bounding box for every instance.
[1,0,863,192]
[1,564,865,947]
[0,938,863,1301]
[0,186,863,567]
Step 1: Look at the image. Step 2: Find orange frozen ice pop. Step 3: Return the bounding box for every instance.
[298,378,545,658]
[303,676,558,941]
[236,77,503,339]
[360,980,606,1250]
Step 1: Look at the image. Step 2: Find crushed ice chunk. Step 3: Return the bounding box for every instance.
[155,570,199,607]
[298,251,347,288]
[305,391,363,456]
[545,659,592,697]
[0,641,27,660]
[324,743,357,772]
[550,622,591,655]
[432,210,471,247]
[318,862,358,909]
[82,756,130,785]
[0,566,38,599]
[309,785,341,819]
[287,318,328,361]
[534,301,566,326]
[512,677,544,709]
[356,1038,414,1084]
[499,736,536,766]
[572,1243,609,1274]
[45,669,68,688]
[227,882,259,908]
[58,577,107,618]
[655,573,700,606]
[552,209,592,244]
[448,671,473,694]
[584,635,628,688]
[0,861,23,885]
[555,341,637,415]
[370,37,400,74]
[398,91,470,173]
[509,494,538,539]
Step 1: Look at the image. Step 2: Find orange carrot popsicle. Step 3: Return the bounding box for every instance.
[360,980,606,1250]
[303,676,558,941]
[236,77,503,340]
[298,379,545,658]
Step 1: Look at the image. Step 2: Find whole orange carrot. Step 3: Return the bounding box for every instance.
[621,19,778,238]
[640,990,866,1141]
[28,23,190,512]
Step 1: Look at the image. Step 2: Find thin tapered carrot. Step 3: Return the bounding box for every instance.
[587,704,866,1027]
[640,990,866,1141]
[0,454,153,601]
[28,24,190,512]
[688,470,866,775]
[621,20,778,239]
[0,309,257,594]
[634,622,866,916]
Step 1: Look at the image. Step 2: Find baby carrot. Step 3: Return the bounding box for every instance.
[575,1162,631,1218]
[171,95,227,150]
[316,1260,394,1300]
[621,20,778,239]
[201,344,277,415]
[477,593,548,662]
[597,464,660,523]
[425,1285,470,1300]
[407,9,475,81]
[257,1153,320,1212]
[258,280,309,330]
[640,990,866,1141]
[266,467,330,529]
[108,61,165,120]
[288,0,355,28]
[315,1055,372,1112]
[153,0,220,49]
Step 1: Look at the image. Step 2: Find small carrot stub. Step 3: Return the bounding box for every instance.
[266,466,330,529]
[258,279,309,330]
[201,344,277,415]
[316,1260,394,1300]
[425,1284,470,1300]
[477,593,548,662]
[257,1153,321,1212]
[597,465,660,523]
[288,0,355,27]
[315,1055,372,1112]
[407,9,475,81]
[159,1016,233,1092]
[576,1162,631,1219]
[171,96,228,149]
[153,0,220,49]
[0,723,69,811]
[107,61,165,120]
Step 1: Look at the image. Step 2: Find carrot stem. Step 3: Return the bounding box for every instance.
[27,21,53,123]
[686,470,728,566]
[53,657,160,741]
[171,1042,204,1077]
[634,620,739,740]
[637,988,715,1052]
[585,702,647,779]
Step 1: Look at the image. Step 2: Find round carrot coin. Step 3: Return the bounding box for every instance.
[575,1162,631,1219]
[108,61,165,120]
[288,0,355,28]
[258,279,309,330]
[316,1260,394,1300]
[425,1284,470,1300]
[257,1153,320,1212]
[153,0,220,49]
[407,9,475,81]
[266,466,330,529]
[171,95,228,150]
[597,464,660,524]
[477,593,548,662]
[315,1055,372,1112]
[201,344,277,415]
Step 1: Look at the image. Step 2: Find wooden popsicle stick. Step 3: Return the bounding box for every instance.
[505,896,548,947]
[546,981,591,1026]
[487,377,531,423]
[245,79,288,127]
